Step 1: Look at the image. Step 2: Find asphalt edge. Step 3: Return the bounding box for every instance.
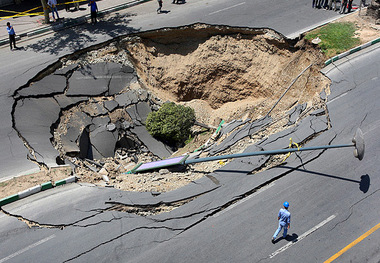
[0,175,77,207]
[0,0,150,46]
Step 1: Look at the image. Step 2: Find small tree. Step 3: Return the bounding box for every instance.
[146,102,195,146]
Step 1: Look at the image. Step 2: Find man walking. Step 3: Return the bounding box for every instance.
[88,0,98,24]
[272,201,291,243]
[6,22,17,51]
[157,0,163,13]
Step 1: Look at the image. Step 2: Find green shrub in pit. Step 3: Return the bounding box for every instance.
[146,102,195,146]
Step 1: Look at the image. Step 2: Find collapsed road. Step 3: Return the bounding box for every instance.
[11,24,330,193]
[1,17,379,263]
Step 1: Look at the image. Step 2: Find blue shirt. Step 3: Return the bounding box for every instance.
[89,1,97,12]
[278,208,291,226]
[7,26,15,35]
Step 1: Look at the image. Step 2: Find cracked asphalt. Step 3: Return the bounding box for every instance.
[1,0,380,262]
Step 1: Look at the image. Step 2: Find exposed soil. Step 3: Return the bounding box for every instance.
[1,11,379,199]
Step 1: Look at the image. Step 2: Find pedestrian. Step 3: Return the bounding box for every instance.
[328,0,337,11]
[340,0,348,13]
[6,22,18,51]
[88,0,98,24]
[157,0,163,13]
[272,201,291,243]
[48,0,60,21]
[347,0,353,13]
[74,1,80,11]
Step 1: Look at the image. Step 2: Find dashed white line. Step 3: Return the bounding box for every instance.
[208,2,246,15]
[269,215,336,259]
[0,234,56,263]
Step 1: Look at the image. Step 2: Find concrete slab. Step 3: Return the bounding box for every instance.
[13,98,62,166]
[66,63,111,96]
[131,126,172,159]
[115,90,139,107]
[82,102,108,117]
[136,101,151,124]
[220,119,250,136]
[54,94,87,108]
[54,64,78,75]
[17,75,67,97]
[208,116,272,155]
[90,126,118,159]
[103,100,119,111]
[108,72,136,95]
[287,103,307,125]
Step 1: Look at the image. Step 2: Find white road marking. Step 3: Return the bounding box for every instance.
[0,234,56,263]
[208,2,245,15]
[212,183,274,218]
[269,215,336,259]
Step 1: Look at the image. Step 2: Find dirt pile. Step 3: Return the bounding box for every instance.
[125,24,329,126]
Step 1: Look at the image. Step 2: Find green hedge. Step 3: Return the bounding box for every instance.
[146,102,195,146]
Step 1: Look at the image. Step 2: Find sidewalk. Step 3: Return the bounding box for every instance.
[0,0,150,46]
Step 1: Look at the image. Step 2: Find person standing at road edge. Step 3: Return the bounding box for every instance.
[6,22,17,51]
[47,0,60,21]
[272,201,291,243]
[88,0,98,24]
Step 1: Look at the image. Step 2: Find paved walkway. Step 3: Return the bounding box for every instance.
[0,0,149,46]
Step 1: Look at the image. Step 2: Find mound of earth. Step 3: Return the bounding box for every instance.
[125,24,329,126]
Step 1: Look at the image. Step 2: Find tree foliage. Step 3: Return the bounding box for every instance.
[146,102,195,146]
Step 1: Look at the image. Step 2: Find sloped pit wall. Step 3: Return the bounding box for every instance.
[121,23,329,125]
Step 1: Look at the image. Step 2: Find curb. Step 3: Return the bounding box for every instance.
[0,0,150,47]
[325,37,380,66]
[0,176,77,207]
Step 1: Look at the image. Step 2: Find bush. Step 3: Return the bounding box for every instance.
[146,102,195,146]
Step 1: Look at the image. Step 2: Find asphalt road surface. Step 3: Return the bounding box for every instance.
[1,0,379,262]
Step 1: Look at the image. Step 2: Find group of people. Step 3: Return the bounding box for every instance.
[6,0,99,51]
[47,0,98,24]
[313,0,367,14]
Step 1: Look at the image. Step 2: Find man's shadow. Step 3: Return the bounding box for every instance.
[272,233,298,244]
[158,10,171,14]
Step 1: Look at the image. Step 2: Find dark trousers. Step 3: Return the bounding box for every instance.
[9,34,16,49]
[91,11,97,23]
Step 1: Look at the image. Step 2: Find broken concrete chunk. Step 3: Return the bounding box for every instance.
[107,123,116,131]
[69,112,92,128]
[130,126,172,159]
[54,95,87,108]
[115,90,139,107]
[92,116,111,128]
[66,63,110,96]
[17,74,67,97]
[126,104,141,124]
[108,73,136,96]
[287,103,307,125]
[82,102,108,117]
[121,65,135,73]
[63,126,81,143]
[121,121,132,129]
[136,102,152,125]
[54,64,78,75]
[90,128,118,159]
[104,100,119,111]
[137,89,149,101]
